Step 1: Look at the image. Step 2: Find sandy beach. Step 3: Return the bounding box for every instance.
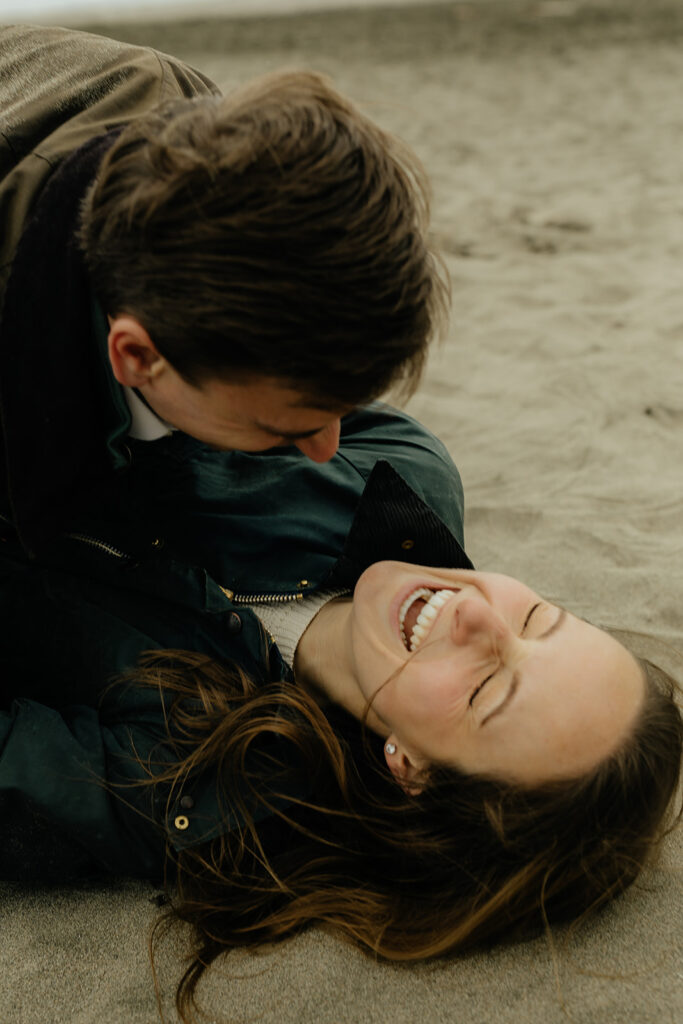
[2,3,682,1022]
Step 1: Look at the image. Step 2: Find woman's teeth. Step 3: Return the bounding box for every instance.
[398,588,456,652]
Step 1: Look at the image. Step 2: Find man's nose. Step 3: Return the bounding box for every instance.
[294,419,341,463]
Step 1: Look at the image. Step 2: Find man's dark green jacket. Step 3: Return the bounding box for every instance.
[0,405,470,880]
[0,25,219,553]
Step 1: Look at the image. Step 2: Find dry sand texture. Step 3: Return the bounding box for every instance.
[2,3,682,1023]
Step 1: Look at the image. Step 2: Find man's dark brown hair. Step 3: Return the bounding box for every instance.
[80,70,448,406]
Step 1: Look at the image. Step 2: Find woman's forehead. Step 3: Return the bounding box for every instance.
[499,617,645,782]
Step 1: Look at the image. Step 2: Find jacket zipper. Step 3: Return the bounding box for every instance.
[218,588,298,660]
[220,588,304,605]
[66,538,291,660]
[65,537,305,606]
[67,532,132,561]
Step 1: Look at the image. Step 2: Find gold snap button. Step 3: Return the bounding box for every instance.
[401,539,415,550]
[174,815,190,831]
[297,579,309,588]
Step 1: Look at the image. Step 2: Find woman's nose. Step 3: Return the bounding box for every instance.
[450,596,504,647]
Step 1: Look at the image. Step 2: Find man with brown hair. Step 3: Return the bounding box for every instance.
[0,25,447,557]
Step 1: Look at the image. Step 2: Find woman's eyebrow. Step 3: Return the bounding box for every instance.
[481,608,567,725]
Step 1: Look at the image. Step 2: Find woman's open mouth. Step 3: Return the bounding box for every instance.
[398,587,459,652]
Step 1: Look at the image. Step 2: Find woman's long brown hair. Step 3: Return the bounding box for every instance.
[116,649,682,1024]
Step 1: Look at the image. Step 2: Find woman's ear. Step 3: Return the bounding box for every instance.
[383,736,427,796]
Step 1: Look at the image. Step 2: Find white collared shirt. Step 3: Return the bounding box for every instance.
[123,386,175,441]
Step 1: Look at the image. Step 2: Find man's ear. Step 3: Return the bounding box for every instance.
[383,736,427,797]
[107,315,166,387]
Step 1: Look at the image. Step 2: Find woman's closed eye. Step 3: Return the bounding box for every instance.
[469,672,494,707]
[523,602,541,632]
[468,602,542,708]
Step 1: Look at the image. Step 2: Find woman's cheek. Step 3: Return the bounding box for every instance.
[405,672,461,722]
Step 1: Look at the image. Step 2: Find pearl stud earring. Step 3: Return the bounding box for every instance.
[385,742,397,755]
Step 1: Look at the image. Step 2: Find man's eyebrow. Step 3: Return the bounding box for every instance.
[481,607,568,726]
[253,422,325,441]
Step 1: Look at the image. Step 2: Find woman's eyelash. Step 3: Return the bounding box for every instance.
[522,602,541,633]
[469,673,494,707]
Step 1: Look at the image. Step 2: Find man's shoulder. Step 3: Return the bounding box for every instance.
[339,403,460,488]
[341,402,451,454]
[0,24,219,296]
[0,25,219,110]
[0,24,219,162]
